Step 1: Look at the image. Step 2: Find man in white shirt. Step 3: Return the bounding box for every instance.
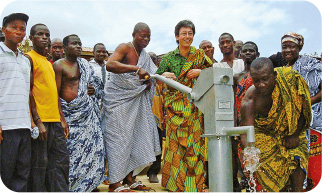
[214,33,244,75]
[0,13,31,192]
[88,43,110,185]
[89,43,110,87]
[214,32,244,191]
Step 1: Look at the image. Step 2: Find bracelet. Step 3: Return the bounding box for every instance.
[33,115,40,122]
[135,67,141,76]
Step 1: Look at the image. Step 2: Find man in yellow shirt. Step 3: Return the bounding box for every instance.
[25,23,69,192]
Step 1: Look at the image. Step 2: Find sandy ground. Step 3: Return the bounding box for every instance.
[97,174,168,192]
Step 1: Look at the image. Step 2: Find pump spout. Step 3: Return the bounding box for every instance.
[222,126,255,143]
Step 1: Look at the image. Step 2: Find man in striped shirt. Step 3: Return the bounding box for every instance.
[0,13,31,192]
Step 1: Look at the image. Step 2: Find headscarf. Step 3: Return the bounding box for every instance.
[281,32,304,51]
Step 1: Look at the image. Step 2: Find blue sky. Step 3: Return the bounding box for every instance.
[1,0,321,60]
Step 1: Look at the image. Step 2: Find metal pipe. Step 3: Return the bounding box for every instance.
[208,136,233,192]
[222,126,255,143]
[149,74,192,95]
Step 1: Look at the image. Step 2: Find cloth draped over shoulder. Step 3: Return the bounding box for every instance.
[156,46,212,192]
[254,66,311,192]
[102,48,161,184]
[61,58,105,192]
[292,56,322,132]
[236,72,253,126]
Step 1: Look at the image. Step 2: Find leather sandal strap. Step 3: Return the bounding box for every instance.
[113,185,131,192]
[129,181,144,189]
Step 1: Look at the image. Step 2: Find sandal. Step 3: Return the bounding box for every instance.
[103,180,110,185]
[109,184,135,192]
[129,181,152,191]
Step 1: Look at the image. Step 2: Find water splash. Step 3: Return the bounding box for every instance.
[243,146,261,192]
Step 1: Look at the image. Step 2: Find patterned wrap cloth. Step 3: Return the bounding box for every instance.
[292,56,322,133]
[253,66,311,192]
[101,48,161,184]
[61,58,105,192]
[156,46,212,192]
[235,72,253,126]
[291,55,322,189]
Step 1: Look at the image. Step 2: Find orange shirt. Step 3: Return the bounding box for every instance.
[26,50,60,122]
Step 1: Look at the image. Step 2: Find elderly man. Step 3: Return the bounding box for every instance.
[49,38,63,64]
[199,40,217,63]
[234,40,243,58]
[102,22,160,192]
[241,57,311,192]
[281,32,322,190]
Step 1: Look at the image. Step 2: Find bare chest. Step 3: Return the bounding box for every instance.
[254,96,273,118]
[63,65,81,82]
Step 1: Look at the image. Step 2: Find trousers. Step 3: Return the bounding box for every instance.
[0,129,31,192]
[28,122,69,192]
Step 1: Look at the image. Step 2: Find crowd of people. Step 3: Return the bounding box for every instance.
[0,12,321,192]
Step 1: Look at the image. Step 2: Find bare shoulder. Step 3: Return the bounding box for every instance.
[107,43,131,63]
[114,43,131,54]
[244,85,256,101]
[240,85,256,125]
[241,85,256,110]
[233,71,244,85]
[53,58,67,72]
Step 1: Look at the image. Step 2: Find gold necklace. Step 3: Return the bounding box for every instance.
[131,42,139,58]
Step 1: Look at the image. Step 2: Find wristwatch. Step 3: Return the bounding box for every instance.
[33,115,40,122]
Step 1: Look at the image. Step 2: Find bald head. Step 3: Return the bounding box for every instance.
[133,22,150,35]
[50,38,64,62]
[199,40,215,60]
[250,57,277,96]
[235,40,243,48]
[250,57,274,75]
[51,38,62,44]
[199,40,212,48]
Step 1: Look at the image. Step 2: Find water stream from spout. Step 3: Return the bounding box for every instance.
[243,146,261,192]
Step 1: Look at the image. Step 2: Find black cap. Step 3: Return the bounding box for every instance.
[2,13,29,27]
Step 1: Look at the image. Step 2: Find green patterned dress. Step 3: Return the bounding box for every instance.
[156,46,212,192]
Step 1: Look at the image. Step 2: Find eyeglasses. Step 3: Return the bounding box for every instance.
[179,32,194,37]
